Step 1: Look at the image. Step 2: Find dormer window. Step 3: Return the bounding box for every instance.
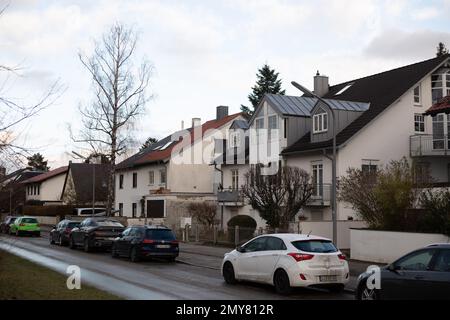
[414,84,421,105]
[229,132,241,148]
[313,111,328,134]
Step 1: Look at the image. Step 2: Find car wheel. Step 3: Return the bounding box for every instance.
[111,244,119,258]
[83,238,91,253]
[58,235,63,246]
[357,284,379,300]
[130,246,140,263]
[223,262,237,285]
[69,237,76,249]
[50,234,55,245]
[274,269,292,295]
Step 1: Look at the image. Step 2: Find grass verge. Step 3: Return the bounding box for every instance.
[0,249,121,300]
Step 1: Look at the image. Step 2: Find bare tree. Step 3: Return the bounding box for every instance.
[241,166,313,231]
[72,23,153,215]
[188,202,218,227]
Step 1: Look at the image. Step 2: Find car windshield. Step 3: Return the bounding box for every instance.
[95,220,124,227]
[145,229,176,240]
[67,222,80,228]
[21,218,38,224]
[292,240,338,253]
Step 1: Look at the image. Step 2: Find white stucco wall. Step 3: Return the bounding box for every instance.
[351,229,450,263]
[26,173,66,203]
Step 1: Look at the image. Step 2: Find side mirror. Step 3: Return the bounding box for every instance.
[388,264,400,272]
[236,246,246,253]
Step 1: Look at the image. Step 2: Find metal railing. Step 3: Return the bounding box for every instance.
[217,189,244,206]
[307,184,332,207]
[410,134,450,157]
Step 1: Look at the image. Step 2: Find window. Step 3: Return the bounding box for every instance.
[284,118,288,139]
[292,240,338,253]
[394,249,435,271]
[255,118,264,130]
[432,114,445,149]
[33,185,37,195]
[147,200,165,218]
[414,114,425,133]
[160,169,167,185]
[229,132,241,148]
[312,163,323,197]
[265,237,287,251]
[119,174,124,189]
[37,184,40,195]
[132,203,137,218]
[414,162,430,185]
[432,69,450,104]
[362,160,379,174]
[118,203,123,217]
[149,171,154,185]
[243,237,267,252]
[433,250,450,272]
[414,84,421,105]
[231,169,239,190]
[313,112,328,134]
[132,173,137,188]
[268,115,278,140]
[335,83,353,95]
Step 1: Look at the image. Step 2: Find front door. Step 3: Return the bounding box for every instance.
[255,237,285,282]
[237,237,267,281]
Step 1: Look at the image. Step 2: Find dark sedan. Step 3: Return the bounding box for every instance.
[69,217,125,252]
[112,225,179,262]
[0,216,17,234]
[356,244,450,300]
[50,220,80,246]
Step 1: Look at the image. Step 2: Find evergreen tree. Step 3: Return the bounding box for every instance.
[27,153,49,171]
[140,137,158,151]
[437,42,449,57]
[241,64,285,116]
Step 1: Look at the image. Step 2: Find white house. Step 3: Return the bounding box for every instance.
[115,106,245,229]
[23,166,68,205]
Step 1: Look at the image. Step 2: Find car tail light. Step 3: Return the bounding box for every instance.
[143,239,155,244]
[288,253,314,262]
[338,254,347,261]
[171,240,179,245]
[299,274,307,281]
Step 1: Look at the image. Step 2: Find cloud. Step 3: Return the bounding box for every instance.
[364,29,450,60]
[411,6,440,21]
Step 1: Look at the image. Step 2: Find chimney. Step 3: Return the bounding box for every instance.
[216,106,229,120]
[191,117,201,128]
[313,71,329,97]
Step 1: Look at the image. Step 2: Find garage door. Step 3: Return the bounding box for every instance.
[147,200,165,218]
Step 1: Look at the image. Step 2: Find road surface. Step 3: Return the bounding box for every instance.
[0,234,353,300]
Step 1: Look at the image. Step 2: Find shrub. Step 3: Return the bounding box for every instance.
[418,189,450,237]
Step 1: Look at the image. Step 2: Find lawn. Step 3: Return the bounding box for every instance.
[0,249,121,300]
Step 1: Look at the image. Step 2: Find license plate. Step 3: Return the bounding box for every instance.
[156,245,170,249]
[319,275,337,282]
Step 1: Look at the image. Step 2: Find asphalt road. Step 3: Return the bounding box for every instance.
[0,234,354,300]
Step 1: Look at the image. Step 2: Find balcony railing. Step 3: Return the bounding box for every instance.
[410,135,450,157]
[217,189,244,206]
[307,184,332,207]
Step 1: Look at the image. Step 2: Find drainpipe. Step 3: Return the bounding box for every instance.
[213,162,224,230]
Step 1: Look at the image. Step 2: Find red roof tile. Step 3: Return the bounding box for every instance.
[425,95,450,116]
[22,166,68,184]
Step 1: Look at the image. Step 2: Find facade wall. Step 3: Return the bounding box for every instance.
[26,174,66,203]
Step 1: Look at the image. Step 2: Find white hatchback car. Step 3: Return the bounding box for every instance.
[221,234,349,294]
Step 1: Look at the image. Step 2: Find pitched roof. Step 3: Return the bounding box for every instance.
[22,166,68,184]
[425,95,450,116]
[67,163,110,203]
[283,54,450,155]
[116,113,243,170]
[265,94,369,118]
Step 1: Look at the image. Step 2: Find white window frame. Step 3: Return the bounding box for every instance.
[313,112,328,134]
[231,169,239,190]
[149,171,154,185]
[414,113,425,133]
[361,159,379,174]
[414,84,422,106]
[160,169,167,185]
[268,115,278,141]
[229,132,241,148]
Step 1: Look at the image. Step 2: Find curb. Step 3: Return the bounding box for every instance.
[176,258,221,271]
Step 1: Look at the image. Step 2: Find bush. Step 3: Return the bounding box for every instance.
[418,189,450,237]
[22,205,74,217]
[227,215,257,244]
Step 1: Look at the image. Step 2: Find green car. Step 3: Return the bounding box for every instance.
[10,216,41,237]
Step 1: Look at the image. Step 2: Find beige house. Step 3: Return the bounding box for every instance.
[115,106,245,229]
[23,166,68,205]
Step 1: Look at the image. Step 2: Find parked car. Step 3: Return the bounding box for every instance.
[221,234,349,295]
[0,216,17,234]
[73,208,107,216]
[9,216,40,237]
[356,244,450,300]
[69,217,125,252]
[112,225,179,262]
[49,220,81,246]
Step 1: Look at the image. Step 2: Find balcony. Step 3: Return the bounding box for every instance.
[306,184,331,207]
[410,135,450,157]
[217,189,244,207]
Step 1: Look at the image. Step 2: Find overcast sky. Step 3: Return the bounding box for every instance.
[1,0,450,169]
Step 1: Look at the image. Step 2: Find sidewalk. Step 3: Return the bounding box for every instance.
[178,242,385,292]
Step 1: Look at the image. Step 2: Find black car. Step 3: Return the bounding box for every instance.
[50,220,80,246]
[69,217,125,252]
[112,225,179,262]
[356,244,450,300]
[0,216,17,234]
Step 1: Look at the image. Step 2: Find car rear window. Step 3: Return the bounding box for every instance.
[22,218,38,224]
[67,222,80,228]
[96,220,124,227]
[291,240,338,253]
[145,229,176,240]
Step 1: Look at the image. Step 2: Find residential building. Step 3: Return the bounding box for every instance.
[22,166,68,205]
[115,106,245,228]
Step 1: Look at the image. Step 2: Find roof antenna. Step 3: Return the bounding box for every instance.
[316,70,320,76]
[307,230,312,237]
